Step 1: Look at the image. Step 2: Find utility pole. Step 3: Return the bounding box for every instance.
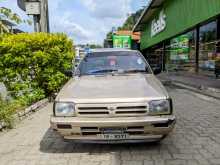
[33,15,40,32]
[17,0,50,32]
[39,0,49,32]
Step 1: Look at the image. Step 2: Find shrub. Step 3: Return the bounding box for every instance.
[0,96,24,128]
[0,33,74,99]
[0,33,74,128]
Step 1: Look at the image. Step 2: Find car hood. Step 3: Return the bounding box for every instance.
[56,74,169,103]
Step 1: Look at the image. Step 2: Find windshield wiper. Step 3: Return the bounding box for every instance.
[122,69,149,73]
[89,69,118,74]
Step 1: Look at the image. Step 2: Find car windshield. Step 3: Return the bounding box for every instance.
[78,51,151,75]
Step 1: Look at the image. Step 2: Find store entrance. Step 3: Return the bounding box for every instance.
[199,21,220,78]
[143,44,163,72]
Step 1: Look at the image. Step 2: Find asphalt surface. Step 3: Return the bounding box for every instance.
[0,86,220,165]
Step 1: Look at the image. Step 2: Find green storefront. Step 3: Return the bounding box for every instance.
[133,0,220,77]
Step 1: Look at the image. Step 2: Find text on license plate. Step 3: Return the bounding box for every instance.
[98,134,129,140]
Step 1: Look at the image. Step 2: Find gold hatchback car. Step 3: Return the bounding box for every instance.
[50,49,176,143]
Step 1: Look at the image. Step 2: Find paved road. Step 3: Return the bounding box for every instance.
[0,86,220,165]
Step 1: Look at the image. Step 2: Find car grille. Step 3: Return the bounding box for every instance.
[76,103,148,117]
[80,126,145,135]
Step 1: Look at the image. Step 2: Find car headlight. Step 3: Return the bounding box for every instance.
[148,99,172,115]
[54,102,75,117]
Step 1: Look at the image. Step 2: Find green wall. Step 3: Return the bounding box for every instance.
[141,0,220,50]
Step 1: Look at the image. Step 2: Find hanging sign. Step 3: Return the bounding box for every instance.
[25,1,40,15]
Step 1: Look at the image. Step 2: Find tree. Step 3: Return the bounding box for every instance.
[106,31,113,40]
[88,44,103,49]
[0,7,21,33]
[0,7,31,33]
[104,8,144,44]
[119,8,144,31]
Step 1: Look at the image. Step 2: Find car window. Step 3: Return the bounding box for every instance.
[78,51,152,75]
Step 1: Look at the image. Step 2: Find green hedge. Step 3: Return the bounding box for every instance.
[0,33,74,97]
[0,33,74,127]
[0,96,24,128]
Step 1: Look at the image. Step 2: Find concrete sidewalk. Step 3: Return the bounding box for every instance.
[1,88,220,165]
[157,72,220,99]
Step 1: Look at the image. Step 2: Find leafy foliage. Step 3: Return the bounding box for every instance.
[0,7,32,33]
[0,33,74,100]
[104,8,144,42]
[0,7,22,24]
[77,44,103,49]
[0,96,24,128]
[0,33,74,128]
[106,31,113,40]
[118,9,144,31]
[88,44,103,49]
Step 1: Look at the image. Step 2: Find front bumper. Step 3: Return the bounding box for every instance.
[50,115,176,143]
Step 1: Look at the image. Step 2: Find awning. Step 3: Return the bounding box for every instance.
[115,30,141,41]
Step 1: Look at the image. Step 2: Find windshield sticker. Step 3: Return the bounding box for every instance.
[137,58,143,65]
[110,59,116,66]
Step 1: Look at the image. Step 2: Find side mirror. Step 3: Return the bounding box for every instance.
[64,70,73,77]
[152,67,162,75]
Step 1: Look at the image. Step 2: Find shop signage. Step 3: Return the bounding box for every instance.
[113,35,132,49]
[170,35,189,61]
[25,1,40,15]
[151,10,166,37]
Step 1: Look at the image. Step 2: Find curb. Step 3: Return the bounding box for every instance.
[0,98,49,130]
[163,80,220,100]
[16,98,48,118]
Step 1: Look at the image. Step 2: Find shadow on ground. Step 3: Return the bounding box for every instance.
[39,128,163,154]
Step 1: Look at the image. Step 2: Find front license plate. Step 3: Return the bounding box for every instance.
[98,134,129,140]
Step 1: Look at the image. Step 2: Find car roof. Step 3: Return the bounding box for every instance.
[90,48,138,53]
